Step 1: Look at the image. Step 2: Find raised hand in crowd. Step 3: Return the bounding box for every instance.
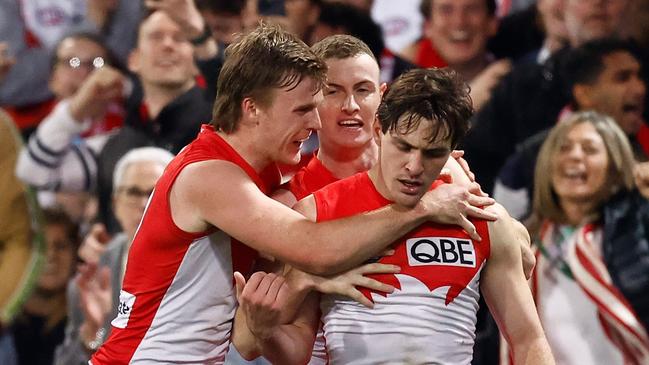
[0,42,15,84]
[145,0,205,39]
[87,0,121,30]
[68,66,125,122]
[144,0,218,59]
[78,223,112,265]
[76,263,113,352]
[635,162,649,198]
[468,58,512,112]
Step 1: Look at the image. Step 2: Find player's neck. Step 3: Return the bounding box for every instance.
[367,165,394,203]
[317,142,378,179]
[217,130,272,172]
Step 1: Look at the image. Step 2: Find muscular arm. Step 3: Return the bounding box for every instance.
[172,160,495,275]
[481,204,554,365]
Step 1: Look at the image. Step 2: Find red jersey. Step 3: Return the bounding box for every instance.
[91,125,279,364]
[313,172,491,364]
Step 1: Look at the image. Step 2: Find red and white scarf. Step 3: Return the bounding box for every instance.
[502,222,649,365]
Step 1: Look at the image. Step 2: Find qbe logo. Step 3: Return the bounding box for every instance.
[111,290,136,329]
[406,237,476,267]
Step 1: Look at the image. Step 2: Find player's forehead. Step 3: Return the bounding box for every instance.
[392,115,452,148]
[271,76,323,105]
[325,54,380,84]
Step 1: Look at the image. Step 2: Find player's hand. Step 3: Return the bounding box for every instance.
[235,271,290,341]
[78,223,111,265]
[449,150,476,183]
[421,183,497,241]
[87,0,119,29]
[69,66,124,122]
[308,259,399,308]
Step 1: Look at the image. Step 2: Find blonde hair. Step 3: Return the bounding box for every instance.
[532,111,636,224]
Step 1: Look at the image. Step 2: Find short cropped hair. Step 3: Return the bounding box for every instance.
[113,147,175,190]
[211,23,327,133]
[533,111,636,224]
[311,34,376,62]
[377,68,472,148]
[563,38,641,108]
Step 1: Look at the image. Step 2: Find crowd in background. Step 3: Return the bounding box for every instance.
[1,0,648,364]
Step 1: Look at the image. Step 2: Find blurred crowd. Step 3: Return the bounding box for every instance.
[1,0,648,364]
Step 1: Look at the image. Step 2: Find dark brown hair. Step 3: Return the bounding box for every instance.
[377,68,472,148]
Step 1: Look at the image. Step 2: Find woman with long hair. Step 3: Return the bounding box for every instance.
[530,111,649,365]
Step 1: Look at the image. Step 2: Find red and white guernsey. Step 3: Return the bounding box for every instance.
[91,125,279,365]
[313,172,491,365]
[288,156,339,365]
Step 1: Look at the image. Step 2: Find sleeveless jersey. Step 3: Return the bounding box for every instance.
[91,125,280,364]
[313,172,490,365]
[288,153,338,201]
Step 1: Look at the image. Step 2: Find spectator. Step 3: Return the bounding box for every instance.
[96,4,218,233]
[54,147,173,365]
[8,207,80,365]
[489,0,568,64]
[401,0,512,112]
[15,32,125,193]
[196,0,246,46]
[529,111,649,364]
[463,0,632,194]
[284,0,323,42]
[494,38,647,220]
[0,0,142,132]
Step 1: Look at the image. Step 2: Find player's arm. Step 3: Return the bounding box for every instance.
[233,272,320,364]
[172,160,497,276]
[481,204,554,365]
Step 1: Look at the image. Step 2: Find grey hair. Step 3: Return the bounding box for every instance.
[112,147,174,190]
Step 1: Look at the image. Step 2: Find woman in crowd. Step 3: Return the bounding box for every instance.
[530,111,649,365]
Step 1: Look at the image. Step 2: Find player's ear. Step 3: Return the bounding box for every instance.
[373,116,382,145]
[379,82,387,98]
[241,97,260,125]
